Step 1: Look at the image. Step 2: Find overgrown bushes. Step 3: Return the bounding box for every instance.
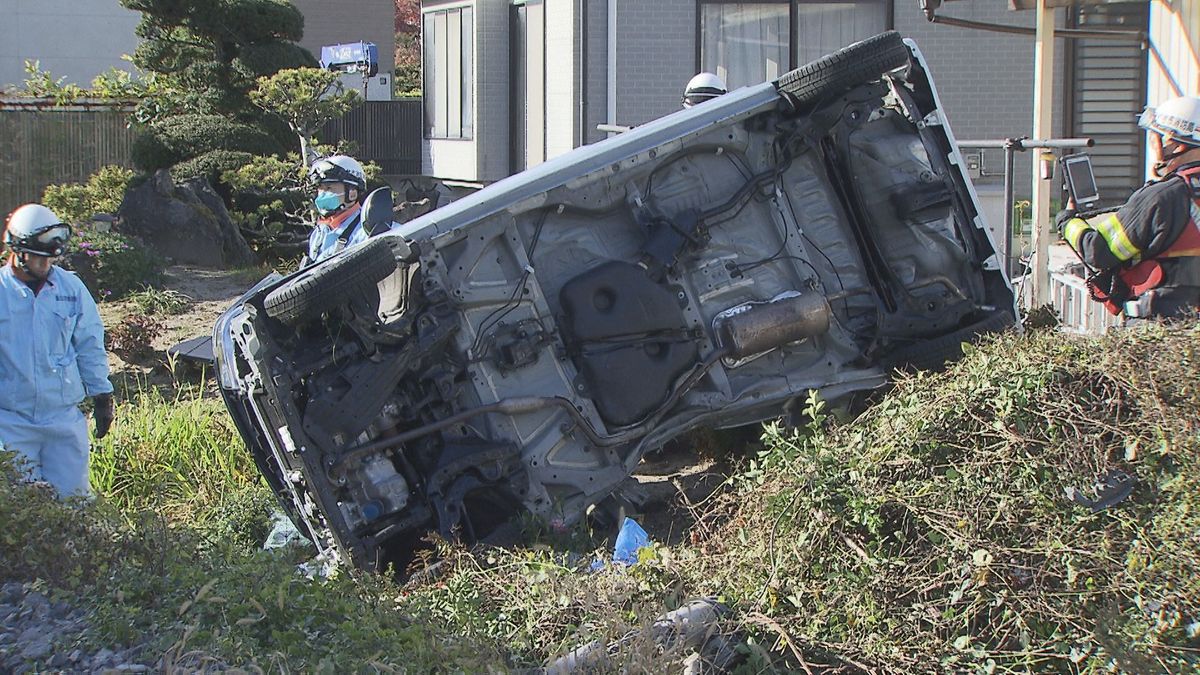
[684,323,1200,672]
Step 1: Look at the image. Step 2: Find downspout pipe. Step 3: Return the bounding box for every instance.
[606,0,617,137]
[578,0,588,147]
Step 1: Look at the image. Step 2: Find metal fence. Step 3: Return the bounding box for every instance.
[1016,268,1124,334]
[321,98,422,176]
[0,101,137,219]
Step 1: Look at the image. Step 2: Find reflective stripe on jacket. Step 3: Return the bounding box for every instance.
[1062,162,1200,317]
[0,265,112,421]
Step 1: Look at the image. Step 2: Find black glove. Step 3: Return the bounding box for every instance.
[93,393,114,439]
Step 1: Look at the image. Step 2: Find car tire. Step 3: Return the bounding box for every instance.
[263,237,397,326]
[883,309,1014,372]
[776,31,909,109]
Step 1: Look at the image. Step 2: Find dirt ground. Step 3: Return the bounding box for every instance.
[98,265,267,390]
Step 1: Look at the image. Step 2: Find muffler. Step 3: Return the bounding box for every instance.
[715,291,831,360]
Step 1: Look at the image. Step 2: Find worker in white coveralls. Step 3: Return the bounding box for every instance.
[0,204,114,497]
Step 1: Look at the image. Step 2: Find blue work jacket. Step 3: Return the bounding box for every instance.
[307,205,402,266]
[0,264,112,421]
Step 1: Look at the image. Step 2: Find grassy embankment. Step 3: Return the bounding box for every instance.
[2,321,1198,672]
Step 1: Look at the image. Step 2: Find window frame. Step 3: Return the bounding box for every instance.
[694,0,894,81]
[423,4,475,141]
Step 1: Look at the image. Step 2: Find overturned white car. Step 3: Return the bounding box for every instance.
[216,32,1016,571]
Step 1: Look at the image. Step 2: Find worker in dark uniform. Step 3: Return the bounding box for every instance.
[1057,95,1200,319]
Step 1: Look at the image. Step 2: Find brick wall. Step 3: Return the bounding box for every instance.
[611,0,698,127]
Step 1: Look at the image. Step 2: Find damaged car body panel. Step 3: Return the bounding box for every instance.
[216,34,1017,571]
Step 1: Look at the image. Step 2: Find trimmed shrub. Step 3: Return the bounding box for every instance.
[233,42,317,82]
[131,114,285,173]
[170,149,256,183]
[42,166,136,226]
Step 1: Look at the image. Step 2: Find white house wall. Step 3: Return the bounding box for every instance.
[1147,0,1200,176]
[422,0,510,182]
[543,0,577,162]
[0,0,140,90]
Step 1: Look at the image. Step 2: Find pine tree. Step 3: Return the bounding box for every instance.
[121,0,318,120]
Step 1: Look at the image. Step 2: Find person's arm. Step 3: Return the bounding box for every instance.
[1060,178,1192,268]
[71,287,113,399]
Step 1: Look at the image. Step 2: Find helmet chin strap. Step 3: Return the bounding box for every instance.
[1154,139,1200,177]
[14,252,49,281]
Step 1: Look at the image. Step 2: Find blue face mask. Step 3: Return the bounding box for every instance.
[314,190,343,215]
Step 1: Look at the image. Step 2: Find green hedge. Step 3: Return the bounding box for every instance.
[41,166,136,226]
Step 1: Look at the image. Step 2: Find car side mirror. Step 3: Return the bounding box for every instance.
[362,186,395,236]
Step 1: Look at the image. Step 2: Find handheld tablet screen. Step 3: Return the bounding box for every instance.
[1063,154,1100,207]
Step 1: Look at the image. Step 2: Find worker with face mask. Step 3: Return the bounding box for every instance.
[304,155,398,267]
[0,204,113,497]
[1058,95,1200,319]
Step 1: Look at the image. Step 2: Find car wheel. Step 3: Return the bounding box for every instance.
[263,237,397,326]
[883,309,1014,372]
[776,31,909,108]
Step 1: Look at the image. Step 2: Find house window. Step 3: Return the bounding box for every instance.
[793,3,886,65]
[423,6,474,139]
[699,1,887,90]
[700,3,790,90]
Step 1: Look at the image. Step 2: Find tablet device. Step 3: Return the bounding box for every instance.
[1061,153,1100,208]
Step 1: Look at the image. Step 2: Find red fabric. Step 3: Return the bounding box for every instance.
[317,204,362,231]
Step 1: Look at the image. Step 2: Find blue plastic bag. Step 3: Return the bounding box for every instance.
[613,517,651,566]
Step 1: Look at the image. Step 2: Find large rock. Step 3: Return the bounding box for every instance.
[119,170,256,267]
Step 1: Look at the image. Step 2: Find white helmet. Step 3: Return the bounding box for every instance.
[309,155,367,194]
[683,72,727,108]
[1139,96,1200,147]
[4,204,71,258]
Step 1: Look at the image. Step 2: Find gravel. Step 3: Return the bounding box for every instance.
[0,582,154,673]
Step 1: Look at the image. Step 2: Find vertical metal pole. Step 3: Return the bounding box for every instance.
[606,0,617,137]
[1003,141,1016,275]
[1030,0,1056,307]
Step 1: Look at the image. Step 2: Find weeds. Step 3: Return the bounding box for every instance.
[106,314,164,363]
[127,287,192,316]
[89,386,256,518]
[682,322,1200,672]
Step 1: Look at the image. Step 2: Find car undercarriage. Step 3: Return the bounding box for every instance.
[216,32,1016,572]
